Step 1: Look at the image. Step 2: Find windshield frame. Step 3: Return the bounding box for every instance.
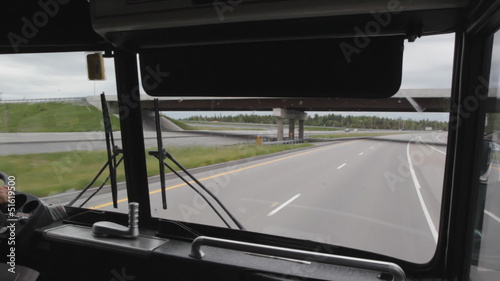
[82,40,457,276]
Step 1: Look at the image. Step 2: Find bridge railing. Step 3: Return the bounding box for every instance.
[0,97,86,104]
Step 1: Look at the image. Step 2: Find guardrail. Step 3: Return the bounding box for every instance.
[0,97,86,104]
[261,139,307,145]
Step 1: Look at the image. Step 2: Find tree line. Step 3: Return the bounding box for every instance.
[184,113,448,131]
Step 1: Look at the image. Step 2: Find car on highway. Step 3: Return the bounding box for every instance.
[1,1,500,281]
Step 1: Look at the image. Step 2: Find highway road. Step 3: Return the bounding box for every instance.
[73,131,449,263]
[0,131,251,155]
[0,128,409,155]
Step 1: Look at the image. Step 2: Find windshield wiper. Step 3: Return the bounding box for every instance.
[101,93,120,208]
[67,93,122,208]
[148,99,245,230]
[153,98,167,210]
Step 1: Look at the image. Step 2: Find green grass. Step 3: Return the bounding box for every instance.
[0,143,311,197]
[186,121,270,127]
[186,122,341,131]
[0,102,120,132]
[164,116,196,130]
[310,132,403,138]
[304,126,341,131]
[189,126,266,131]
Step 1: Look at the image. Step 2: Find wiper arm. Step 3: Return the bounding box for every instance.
[76,156,124,208]
[153,99,167,210]
[67,93,122,208]
[154,154,233,228]
[66,154,123,207]
[148,99,245,230]
[163,152,246,231]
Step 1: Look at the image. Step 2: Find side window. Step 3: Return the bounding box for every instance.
[470,33,500,280]
[0,52,121,210]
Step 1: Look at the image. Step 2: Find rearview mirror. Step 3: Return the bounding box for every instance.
[87,53,106,81]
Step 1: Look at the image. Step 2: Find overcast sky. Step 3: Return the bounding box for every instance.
[0,33,455,120]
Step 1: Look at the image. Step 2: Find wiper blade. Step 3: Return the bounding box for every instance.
[77,156,124,208]
[164,152,246,231]
[148,100,245,230]
[158,156,233,228]
[66,155,123,207]
[148,148,234,230]
[67,93,122,208]
[101,93,119,208]
[154,99,167,210]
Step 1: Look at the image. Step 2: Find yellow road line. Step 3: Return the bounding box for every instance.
[90,143,348,209]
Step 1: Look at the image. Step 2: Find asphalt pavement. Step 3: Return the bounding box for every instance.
[74,132,449,263]
[0,128,410,155]
[0,131,252,155]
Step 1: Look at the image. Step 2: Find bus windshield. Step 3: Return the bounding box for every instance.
[0,33,453,264]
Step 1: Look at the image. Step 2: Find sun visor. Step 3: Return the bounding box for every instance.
[139,37,403,98]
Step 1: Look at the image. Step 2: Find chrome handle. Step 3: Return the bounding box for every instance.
[190,236,405,281]
[92,202,139,238]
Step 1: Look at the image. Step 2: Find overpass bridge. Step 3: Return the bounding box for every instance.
[86,89,450,141]
[86,89,451,113]
[0,90,451,141]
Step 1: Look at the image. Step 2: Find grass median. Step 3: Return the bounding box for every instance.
[189,126,266,131]
[304,127,341,131]
[1,143,311,197]
[310,132,404,139]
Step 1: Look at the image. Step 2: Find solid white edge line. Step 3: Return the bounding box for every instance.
[337,163,347,170]
[407,138,439,243]
[418,136,446,155]
[435,132,447,144]
[267,194,301,217]
[484,210,500,224]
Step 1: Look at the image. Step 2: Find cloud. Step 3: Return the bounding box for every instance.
[401,33,455,89]
[490,36,500,88]
[0,34,455,101]
[0,52,116,99]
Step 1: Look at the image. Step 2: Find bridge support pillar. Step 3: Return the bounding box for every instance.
[273,108,307,142]
[276,118,284,141]
[289,119,295,139]
[299,120,305,139]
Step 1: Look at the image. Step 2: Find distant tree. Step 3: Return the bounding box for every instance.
[183,112,449,130]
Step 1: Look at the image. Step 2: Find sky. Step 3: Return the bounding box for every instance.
[0,33,455,121]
